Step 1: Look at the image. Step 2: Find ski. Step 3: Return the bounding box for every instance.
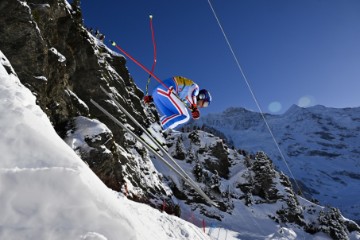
[100,86,165,148]
[90,98,218,207]
[99,86,210,198]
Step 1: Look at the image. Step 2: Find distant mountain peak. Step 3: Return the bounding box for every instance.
[191,104,360,224]
[223,106,252,115]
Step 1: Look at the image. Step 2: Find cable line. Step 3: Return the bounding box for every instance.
[207,0,303,196]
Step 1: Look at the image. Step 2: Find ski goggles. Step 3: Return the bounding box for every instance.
[198,93,210,107]
[198,99,210,108]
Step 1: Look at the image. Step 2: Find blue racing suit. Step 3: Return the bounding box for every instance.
[152,76,199,129]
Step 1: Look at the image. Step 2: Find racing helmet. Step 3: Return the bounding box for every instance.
[197,89,212,107]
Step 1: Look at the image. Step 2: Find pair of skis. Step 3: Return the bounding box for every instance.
[91,86,218,207]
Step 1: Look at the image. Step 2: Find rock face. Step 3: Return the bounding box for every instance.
[0,0,166,205]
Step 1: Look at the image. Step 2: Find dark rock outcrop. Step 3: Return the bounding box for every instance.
[0,0,166,204]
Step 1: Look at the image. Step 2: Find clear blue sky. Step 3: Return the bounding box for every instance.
[80,0,360,115]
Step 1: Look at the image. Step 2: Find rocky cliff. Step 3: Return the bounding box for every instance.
[0,0,167,206]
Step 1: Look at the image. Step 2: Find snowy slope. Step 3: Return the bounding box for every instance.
[191,106,360,222]
[0,51,210,240]
[160,130,360,240]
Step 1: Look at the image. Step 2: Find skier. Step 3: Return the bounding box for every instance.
[144,76,212,130]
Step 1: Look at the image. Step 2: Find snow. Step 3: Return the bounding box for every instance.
[195,106,360,222]
[34,75,48,82]
[1,1,359,237]
[31,3,51,9]
[1,41,359,238]
[64,0,73,11]
[85,30,124,59]
[65,116,111,153]
[50,47,66,63]
[0,50,210,239]
[158,129,360,239]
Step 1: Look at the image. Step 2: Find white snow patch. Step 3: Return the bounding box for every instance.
[64,0,73,11]
[34,75,48,81]
[50,47,66,62]
[65,116,111,152]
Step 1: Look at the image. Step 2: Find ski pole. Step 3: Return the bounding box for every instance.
[145,14,157,95]
[110,40,169,91]
[110,40,195,111]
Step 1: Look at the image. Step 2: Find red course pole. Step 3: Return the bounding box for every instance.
[162,200,166,212]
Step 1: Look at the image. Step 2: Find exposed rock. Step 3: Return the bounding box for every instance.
[0,0,167,205]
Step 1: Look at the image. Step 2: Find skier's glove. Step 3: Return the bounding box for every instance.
[144,95,153,104]
[190,104,197,111]
[191,108,200,120]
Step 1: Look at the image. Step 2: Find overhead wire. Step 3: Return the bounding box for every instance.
[206,0,303,199]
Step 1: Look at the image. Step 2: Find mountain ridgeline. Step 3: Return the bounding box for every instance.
[0,0,359,239]
[189,106,360,225]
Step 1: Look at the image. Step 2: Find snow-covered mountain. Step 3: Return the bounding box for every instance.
[162,129,360,239]
[190,106,360,223]
[0,50,210,240]
[1,0,360,239]
[1,50,359,238]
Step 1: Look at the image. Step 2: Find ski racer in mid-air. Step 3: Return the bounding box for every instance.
[144,76,212,130]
